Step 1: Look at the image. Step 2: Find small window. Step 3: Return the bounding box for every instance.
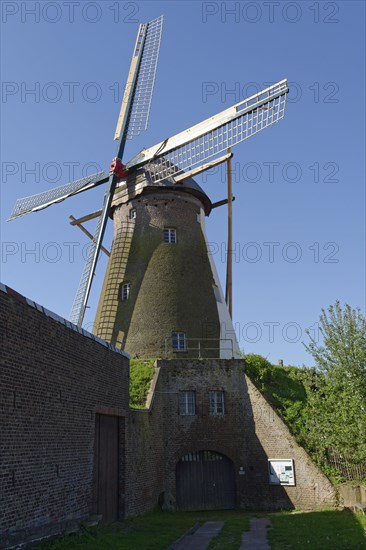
[209,391,225,416]
[179,391,195,416]
[130,208,136,219]
[121,283,131,301]
[164,228,176,243]
[172,332,186,351]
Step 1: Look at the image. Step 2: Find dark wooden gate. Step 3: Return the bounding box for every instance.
[176,450,236,510]
[94,414,119,522]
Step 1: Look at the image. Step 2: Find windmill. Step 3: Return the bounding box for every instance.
[9,15,288,359]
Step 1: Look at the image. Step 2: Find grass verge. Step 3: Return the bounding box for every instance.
[35,510,250,550]
[36,509,366,550]
[268,509,366,550]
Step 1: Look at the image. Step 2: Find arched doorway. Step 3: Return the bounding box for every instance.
[176,450,236,510]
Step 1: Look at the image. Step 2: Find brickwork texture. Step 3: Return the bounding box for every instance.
[1,286,337,546]
[0,288,129,544]
[94,187,220,358]
[126,360,336,515]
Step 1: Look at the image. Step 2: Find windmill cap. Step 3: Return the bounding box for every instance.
[112,165,212,215]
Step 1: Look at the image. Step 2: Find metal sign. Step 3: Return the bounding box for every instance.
[268,459,295,486]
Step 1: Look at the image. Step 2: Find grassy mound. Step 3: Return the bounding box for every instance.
[129,358,155,409]
[244,354,311,441]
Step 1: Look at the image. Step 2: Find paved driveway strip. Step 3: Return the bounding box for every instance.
[240,517,272,549]
[169,520,225,550]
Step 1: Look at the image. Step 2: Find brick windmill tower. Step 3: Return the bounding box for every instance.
[9,16,288,360]
[93,168,230,359]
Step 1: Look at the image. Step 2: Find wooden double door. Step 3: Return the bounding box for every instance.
[176,450,236,510]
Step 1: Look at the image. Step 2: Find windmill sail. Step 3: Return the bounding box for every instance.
[114,15,163,141]
[70,16,164,327]
[8,172,108,221]
[69,212,103,325]
[127,79,288,183]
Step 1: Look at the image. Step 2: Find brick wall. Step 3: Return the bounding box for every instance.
[125,359,336,515]
[0,286,129,544]
[243,375,335,509]
[1,284,337,545]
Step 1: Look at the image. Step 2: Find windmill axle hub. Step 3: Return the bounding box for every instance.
[110,158,129,179]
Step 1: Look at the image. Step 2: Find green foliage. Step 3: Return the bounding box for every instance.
[129,358,155,409]
[244,354,310,445]
[244,354,273,386]
[244,303,366,482]
[304,302,366,464]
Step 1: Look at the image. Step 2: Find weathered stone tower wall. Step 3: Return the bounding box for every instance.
[94,172,222,358]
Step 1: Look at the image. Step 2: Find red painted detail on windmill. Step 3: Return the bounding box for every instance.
[109,158,129,179]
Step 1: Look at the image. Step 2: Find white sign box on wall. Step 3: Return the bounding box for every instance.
[268,459,295,486]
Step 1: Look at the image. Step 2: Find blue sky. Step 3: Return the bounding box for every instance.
[1,0,365,366]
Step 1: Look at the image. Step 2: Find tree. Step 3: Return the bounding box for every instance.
[304,301,366,463]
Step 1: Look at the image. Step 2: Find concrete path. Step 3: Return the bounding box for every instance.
[169,521,225,550]
[240,517,272,549]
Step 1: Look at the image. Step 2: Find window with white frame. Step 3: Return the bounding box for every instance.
[164,228,176,243]
[209,391,225,416]
[121,282,131,301]
[172,332,186,351]
[179,391,196,416]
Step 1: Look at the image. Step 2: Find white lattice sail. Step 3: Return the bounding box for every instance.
[8,172,108,220]
[115,15,163,141]
[127,79,288,183]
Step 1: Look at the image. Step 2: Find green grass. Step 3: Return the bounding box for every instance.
[244,355,308,418]
[36,510,366,550]
[269,510,366,550]
[36,510,250,550]
[129,358,155,408]
[207,510,250,549]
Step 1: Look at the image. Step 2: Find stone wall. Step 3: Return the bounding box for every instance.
[0,285,129,545]
[126,359,336,514]
[339,484,366,510]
